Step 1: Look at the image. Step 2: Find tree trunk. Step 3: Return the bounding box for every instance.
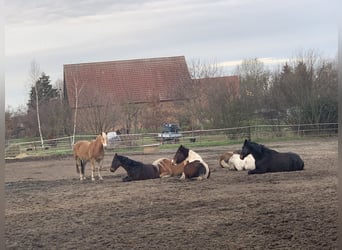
[72,86,78,146]
[35,84,44,149]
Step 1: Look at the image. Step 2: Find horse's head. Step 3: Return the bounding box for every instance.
[241,139,262,160]
[240,139,252,160]
[172,145,189,164]
[110,153,121,172]
[101,132,108,147]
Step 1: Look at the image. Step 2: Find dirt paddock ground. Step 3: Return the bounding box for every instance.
[5,138,338,249]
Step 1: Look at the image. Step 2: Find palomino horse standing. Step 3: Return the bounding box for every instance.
[73,132,107,181]
[152,158,187,178]
[172,145,210,180]
[240,139,304,174]
[110,153,160,182]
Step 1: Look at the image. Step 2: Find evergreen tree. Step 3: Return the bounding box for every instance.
[28,72,58,108]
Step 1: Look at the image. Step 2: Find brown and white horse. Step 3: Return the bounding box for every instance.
[152,158,187,178]
[219,151,234,168]
[73,132,107,181]
[220,150,255,171]
[172,145,210,180]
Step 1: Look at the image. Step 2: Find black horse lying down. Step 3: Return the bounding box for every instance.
[110,153,160,181]
[240,139,304,174]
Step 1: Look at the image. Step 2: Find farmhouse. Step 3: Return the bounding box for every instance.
[63,56,239,133]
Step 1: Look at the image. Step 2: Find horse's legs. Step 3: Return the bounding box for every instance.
[159,164,172,178]
[80,160,86,180]
[90,159,96,181]
[123,176,133,182]
[248,168,266,174]
[160,172,171,178]
[80,160,87,181]
[97,160,103,180]
[76,158,83,180]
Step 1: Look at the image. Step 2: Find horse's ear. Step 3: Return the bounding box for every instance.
[244,139,248,145]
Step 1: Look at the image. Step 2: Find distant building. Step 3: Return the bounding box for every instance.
[63,56,239,133]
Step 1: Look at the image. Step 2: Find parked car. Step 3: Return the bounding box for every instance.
[157,123,182,143]
[107,131,121,146]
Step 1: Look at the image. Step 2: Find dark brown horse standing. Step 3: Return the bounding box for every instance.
[240,139,304,174]
[110,154,160,182]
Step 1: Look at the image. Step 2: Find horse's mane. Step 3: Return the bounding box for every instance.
[233,149,242,154]
[117,154,145,167]
[178,145,189,157]
[247,141,277,155]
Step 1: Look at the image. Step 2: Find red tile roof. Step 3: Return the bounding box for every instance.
[64,56,192,108]
[195,76,240,95]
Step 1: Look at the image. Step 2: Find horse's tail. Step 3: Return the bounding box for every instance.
[76,158,85,174]
[80,160,85,175]
[219,152,233,168]
[219,159,229,168]
[76,158,80,173]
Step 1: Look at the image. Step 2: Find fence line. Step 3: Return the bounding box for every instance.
[5,123,338,159]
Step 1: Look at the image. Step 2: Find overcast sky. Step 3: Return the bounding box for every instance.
[5,0,340,109]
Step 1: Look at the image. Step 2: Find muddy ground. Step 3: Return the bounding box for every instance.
[5,138,338,249]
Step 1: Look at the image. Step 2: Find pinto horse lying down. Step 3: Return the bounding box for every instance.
[219,150,255,170]
[240,139,304,174]
[152,158,187,178]
[172,145,210,180]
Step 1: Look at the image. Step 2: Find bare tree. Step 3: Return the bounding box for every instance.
[140,94,170,132]
[271,49,338,124]
[78,91,120,134]
[205,78,242,128]
[55,78,64,101]
[70,72,85,144]
[234,58,271,120]
[29,60,44,148]
[182,58,223,130]
[121,102,141,134]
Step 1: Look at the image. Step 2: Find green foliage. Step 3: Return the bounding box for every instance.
[300,97,337,124]
[28,72,58,108]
